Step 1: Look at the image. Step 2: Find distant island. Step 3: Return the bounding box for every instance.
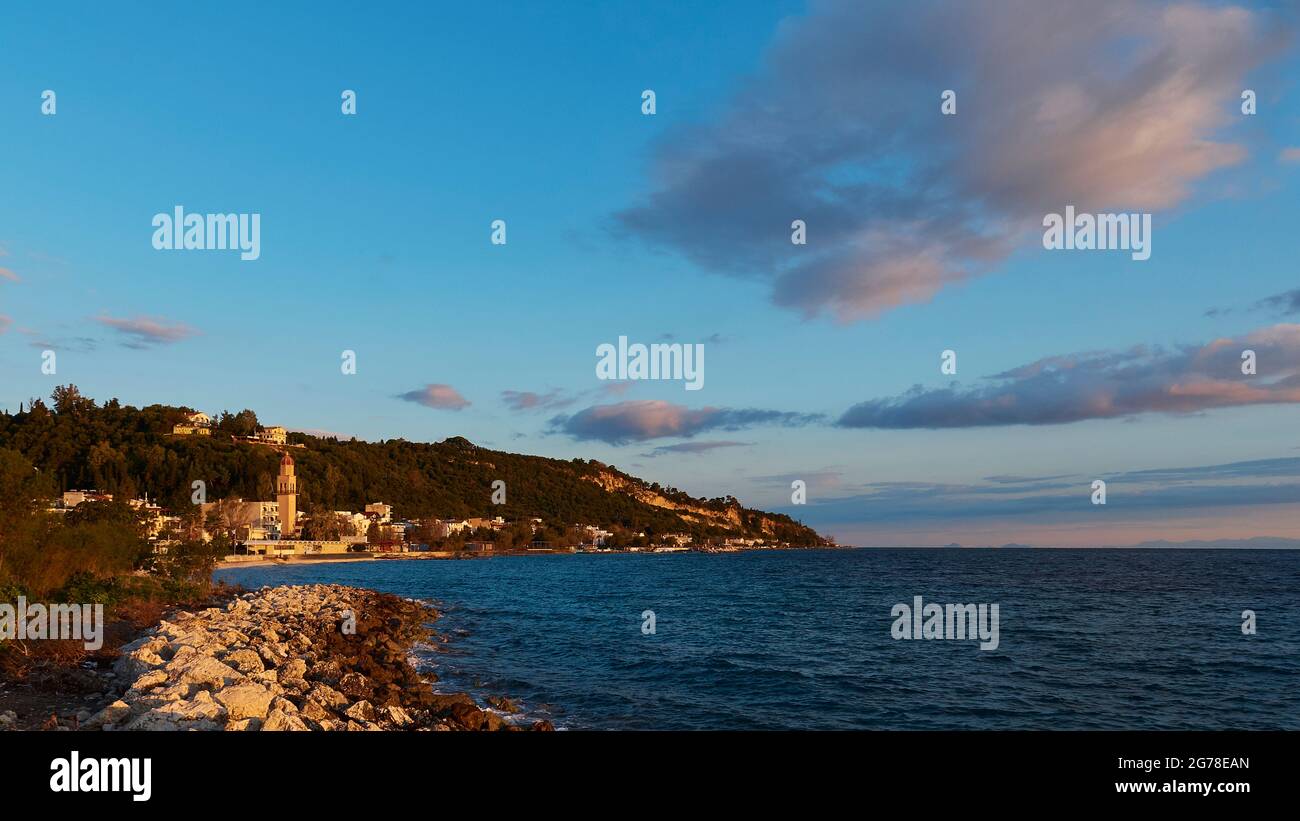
[1122,537,1300,549]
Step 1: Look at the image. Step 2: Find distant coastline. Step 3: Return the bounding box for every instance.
[853,539,1300,549]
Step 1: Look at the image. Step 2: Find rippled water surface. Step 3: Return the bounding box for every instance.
[216,548,1300,729]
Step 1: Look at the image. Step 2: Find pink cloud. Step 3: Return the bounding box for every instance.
[396,384,471,411]
[618,1,1291,322]
[93,314,198,347]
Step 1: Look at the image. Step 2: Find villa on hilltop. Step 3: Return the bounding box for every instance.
[171,410,291,446]
[172,411,212,436]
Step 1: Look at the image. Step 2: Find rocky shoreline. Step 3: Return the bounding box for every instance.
[82,584,552,731]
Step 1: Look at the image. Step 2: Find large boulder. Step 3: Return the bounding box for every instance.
[220,630,250,646]
[113,636,168,680]
[447,702,486,730]
[261,709,310,731]
[126,691,227,730]
[257,643,289,668]
[214,684,275,721]
[343,700,375,723]
[300,699,335,725]
[269,696,299,715]
[224,649,265,675]
[125,669,169,695]
[280,677,310,696]
[426,692,476,714]
[486,695,519,714]
[308,659,343,684]
[171,656,244,690]
[306,684,348,710]
[254,669,280,687]
[137,681,196,705]
[121,712,181,732]
[225,718,263,731]
[381,705,414,728]
[83,700,131,730]
[338,672,372,699]
[279,658,308,680]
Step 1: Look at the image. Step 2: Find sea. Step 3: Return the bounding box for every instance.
[214,548,1300,730]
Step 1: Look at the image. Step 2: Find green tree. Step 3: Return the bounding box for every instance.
[51,384,96,416]
[303,511,348,541]
[215,409,259,438]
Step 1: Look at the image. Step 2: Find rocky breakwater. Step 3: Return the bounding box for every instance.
[88,584,552,731]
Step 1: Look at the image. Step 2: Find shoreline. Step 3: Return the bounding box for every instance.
[76,584,551,731]
[218,555,384,569]
[216,544,844,570]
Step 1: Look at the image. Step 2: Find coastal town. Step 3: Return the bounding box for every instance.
[48,410,795,562]
[0,387,822,737]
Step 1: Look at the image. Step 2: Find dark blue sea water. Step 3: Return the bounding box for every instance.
[215,548,1300,730]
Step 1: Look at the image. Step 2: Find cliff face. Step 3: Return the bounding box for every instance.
[587,469,740,526]
[583,468,825,543]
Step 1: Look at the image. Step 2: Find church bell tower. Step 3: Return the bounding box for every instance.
[276,452,298,537]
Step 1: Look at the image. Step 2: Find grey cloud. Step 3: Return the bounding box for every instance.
[549,399,824,445]
[838,324,1300,429]
[501,389,576,412]
[641,440,751,457]
[1206,287,1300,318]
[796,458,1300,525]
[1254,288,1300,316]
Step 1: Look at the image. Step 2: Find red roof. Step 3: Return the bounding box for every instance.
[280,452,294,466]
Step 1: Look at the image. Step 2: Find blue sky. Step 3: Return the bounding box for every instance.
[2,1,1299,546]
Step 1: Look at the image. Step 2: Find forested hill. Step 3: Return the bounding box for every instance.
[0,387,830,545]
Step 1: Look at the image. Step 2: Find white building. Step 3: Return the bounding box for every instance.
[61,489,113,507]
[200,499,282,540]
[173,411,213,436]
[439,518,470,535]
[258,426,288,445]
[336,511,371,540]
[582,525,613,547]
